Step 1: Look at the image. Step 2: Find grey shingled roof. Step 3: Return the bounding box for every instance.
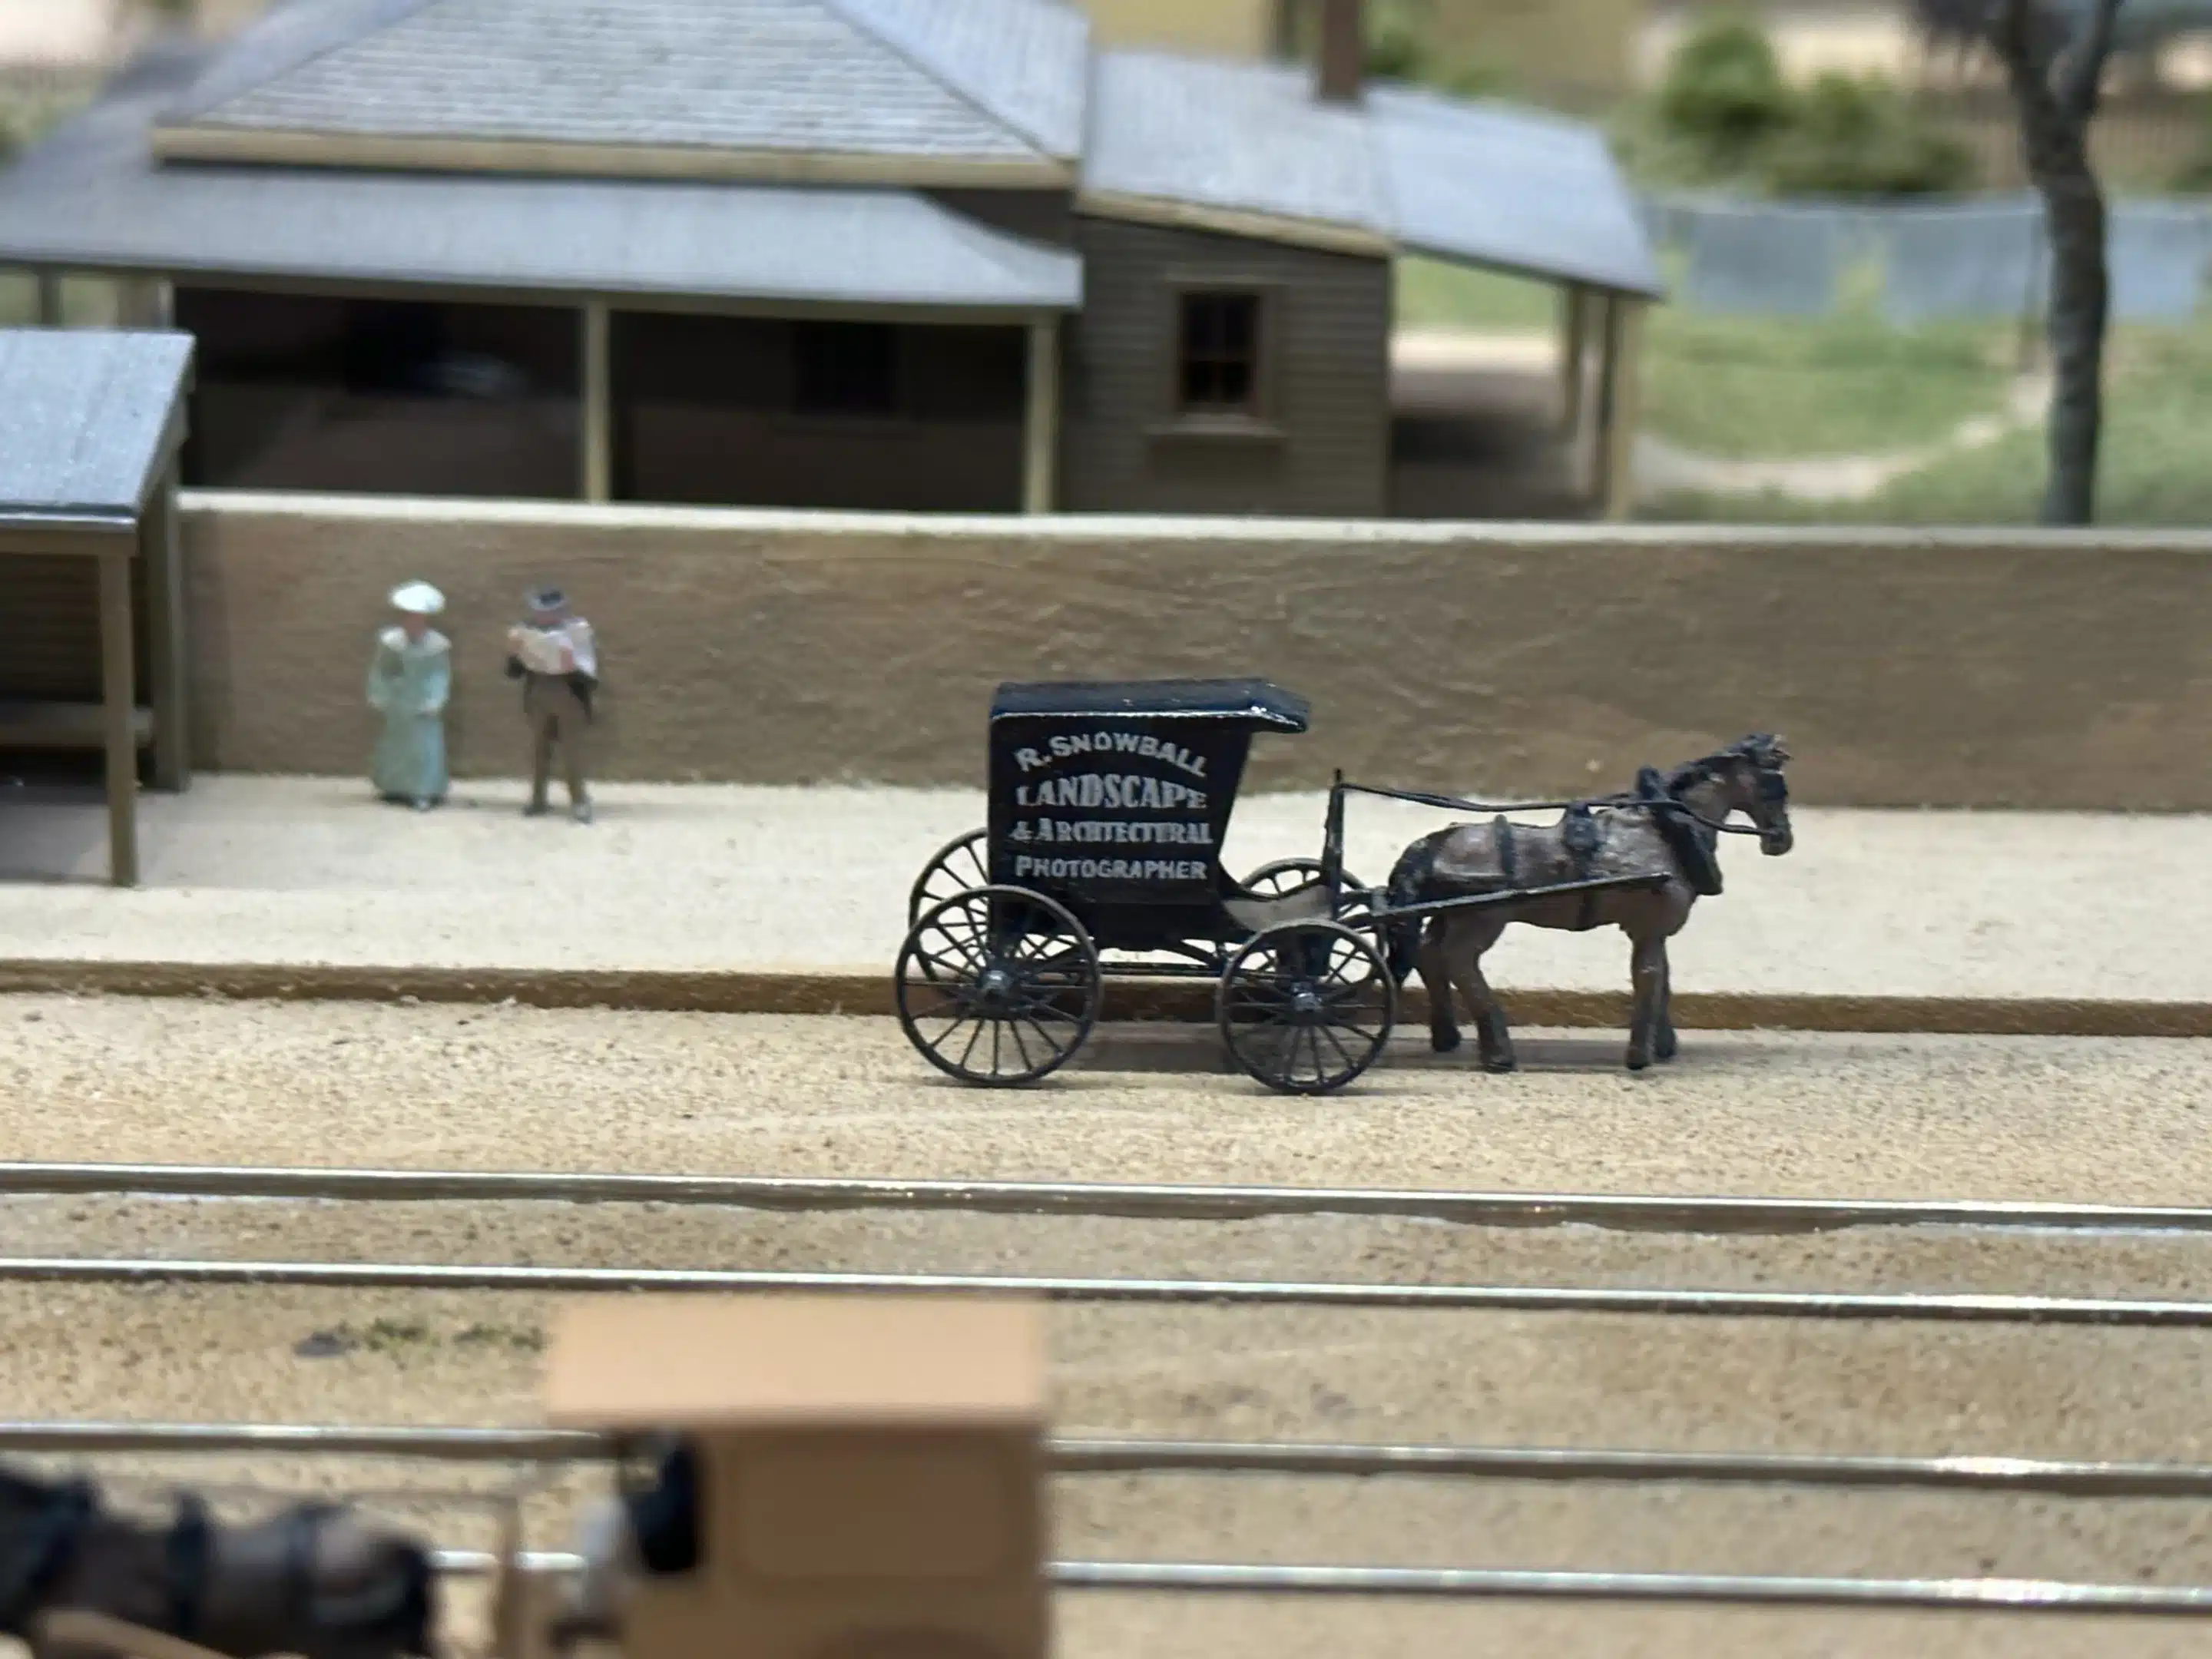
[163,0,1073,169]
[0,329,194,528]
[826,0,1089,161]
[0,57,1080,313]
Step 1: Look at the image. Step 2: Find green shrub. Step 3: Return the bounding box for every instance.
[1760,72,1979,195]
[2174,98,2212,191]
[1655,12,1795,164]
[1640,13,1976,196]
[1359,0,1513,97]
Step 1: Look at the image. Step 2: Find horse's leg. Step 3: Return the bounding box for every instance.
[1627,932,1665,1071]
[1445,917,1515,1073]
[1419,919,1461,1054]
[1654,941,1678,1062]
[1459,929,1512,1070]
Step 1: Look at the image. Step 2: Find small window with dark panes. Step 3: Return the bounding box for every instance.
[1176,292,1262,416]
[793,320,897,416]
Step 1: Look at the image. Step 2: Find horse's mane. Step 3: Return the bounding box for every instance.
[1662,733,1780,795]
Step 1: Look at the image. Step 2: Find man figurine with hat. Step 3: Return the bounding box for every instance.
[366,580,451,811]
[506,585,598,823]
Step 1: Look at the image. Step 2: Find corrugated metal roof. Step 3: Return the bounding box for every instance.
[1081,55,1661,296]
[1368,84,1664,299]
[0,329,193,526]
[0,66,1081,313]
[162,0,1073,171]
[1083,51,1391,241]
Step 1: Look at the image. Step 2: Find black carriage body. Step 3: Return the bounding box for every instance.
[988,678,1310,952]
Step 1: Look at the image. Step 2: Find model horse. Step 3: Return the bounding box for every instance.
[1384,734,1794,1072]
[0,1466,435,1659]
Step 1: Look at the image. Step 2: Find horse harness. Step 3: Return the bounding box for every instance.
[0,1478,96,1634]
[1559,803,1605,929]
[1634,767,1725,899]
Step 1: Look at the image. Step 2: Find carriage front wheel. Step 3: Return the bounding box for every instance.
[896,886,1102,1086]
[1217,920,1394,1094]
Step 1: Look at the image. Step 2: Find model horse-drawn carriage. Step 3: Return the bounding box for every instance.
[895,678,1795,1092]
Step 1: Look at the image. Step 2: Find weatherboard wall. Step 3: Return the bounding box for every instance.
[1061,217,1392,518]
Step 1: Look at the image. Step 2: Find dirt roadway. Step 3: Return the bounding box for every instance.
[8,996,2212,1656]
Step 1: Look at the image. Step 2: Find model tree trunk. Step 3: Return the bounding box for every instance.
[1990,0,2123,524]
[1920,0,2124,520]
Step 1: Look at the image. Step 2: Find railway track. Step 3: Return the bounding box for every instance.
[12,1253,2212,1326]
[9,1159,2212,1234]
[15,1158,2212,1628]
[12,1419,2212,1618]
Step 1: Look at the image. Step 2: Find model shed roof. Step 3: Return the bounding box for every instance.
[0,329,194,535]
[0,46,1081,315]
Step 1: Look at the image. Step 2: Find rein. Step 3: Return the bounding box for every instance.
[1337,780,1780,837]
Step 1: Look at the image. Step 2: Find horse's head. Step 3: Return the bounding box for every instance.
[1723,733,1793,856]
[1668,735,1792,856]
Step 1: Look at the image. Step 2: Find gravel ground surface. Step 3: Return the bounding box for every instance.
[7,777,2211,1001]
[8,996,2212,1656]
[6,997,2210,1201]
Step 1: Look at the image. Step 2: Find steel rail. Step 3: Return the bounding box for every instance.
[12,1254,2212,1326]
[18,1422,2212,1499]
[1046,1561,2212,1614]
[8,1161,2210,1236]
[424,1551,2212,1615]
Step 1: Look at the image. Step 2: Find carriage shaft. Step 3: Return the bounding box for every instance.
[1363,871,1670,926]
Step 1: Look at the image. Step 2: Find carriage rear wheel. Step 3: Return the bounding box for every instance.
[1217,920,1394,1095]
[1240,857,1373,924]
[908,827,989,924]
[897,886,1102,1086]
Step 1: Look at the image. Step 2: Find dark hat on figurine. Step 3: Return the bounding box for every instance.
[525,585,567,614]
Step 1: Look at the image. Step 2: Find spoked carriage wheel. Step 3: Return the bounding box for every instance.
[909,828,990,924]
[897,886,1103,1086]
[1217,920,1395,1095]
[1241,856,1373,923]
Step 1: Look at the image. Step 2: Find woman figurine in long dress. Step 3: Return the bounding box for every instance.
[367,581,451,810]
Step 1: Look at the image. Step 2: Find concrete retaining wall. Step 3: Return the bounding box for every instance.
[180,492,2212,809]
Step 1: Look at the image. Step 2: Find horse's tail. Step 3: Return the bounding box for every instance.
[1382,836,1436,986]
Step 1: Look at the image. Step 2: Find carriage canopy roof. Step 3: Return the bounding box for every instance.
[990,678,1310,730]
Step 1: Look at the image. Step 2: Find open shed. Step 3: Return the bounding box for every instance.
[0,328,196,886]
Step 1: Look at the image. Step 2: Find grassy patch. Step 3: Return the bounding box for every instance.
[1642,296,2017,462]
[1395,260,1559,332]
[1644,318,2212,525]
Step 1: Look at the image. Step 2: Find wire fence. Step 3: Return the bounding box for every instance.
[1643,191,2212,324]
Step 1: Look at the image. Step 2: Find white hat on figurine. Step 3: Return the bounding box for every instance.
[389,581,445,616]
